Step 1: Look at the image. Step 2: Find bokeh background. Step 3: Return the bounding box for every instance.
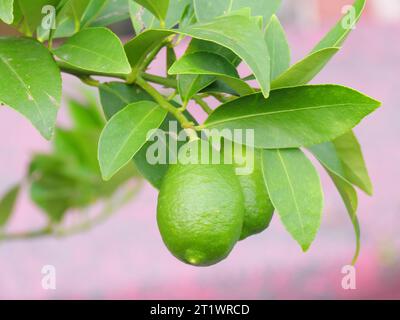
[0,0,399,299]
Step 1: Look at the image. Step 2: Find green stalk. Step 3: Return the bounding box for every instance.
[136,77,198,141]
[142,72,177,88]
[193,96,213,114]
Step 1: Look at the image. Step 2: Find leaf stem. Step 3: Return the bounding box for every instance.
[193,96,213,114]
[57,61,127,80]
[142,73,177,88]
[136,77,198,141]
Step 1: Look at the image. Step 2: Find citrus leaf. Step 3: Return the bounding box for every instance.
[134,0,169,22]
[178,13,270,98]
[124,29,173,70]
[186,38,240,65]
[178,74,216,104]
[268,0,365,90]
[331,171,360,264]
[170,52,239,78]
[309,131,372,195]
[80,0,107,27]
[98,101,168,180]
[176,38,242,102]
[193,0,281,27]
[92,0,130,27]
[133,0,193,30]
[125,13,271,97]
[99,82,196,189]
[166,45,177,79]
[271,47,340,89]
[169,52,253,96]
[310,140,361,264]
[99,82,153,119]
[265,15,290,80]
[0,0,13,24]
[54,27,131,75]
[0,184,20,227]
[205,85,380,149]
[67,99,104,130]
[262,148,323,251]
[313,0,366,52]
[0,37,61,140]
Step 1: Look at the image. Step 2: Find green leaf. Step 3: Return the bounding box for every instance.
[269,0,365,90]
[205,85,380,149]
[0,184,20,227]
[0,0,13,24]
[262,148,323,251]
[330,172,360,265]
[99,82,192,189]
[166,45,177,79]
[176,38,242,102]
[29,154,94,222]
[169,52,253,96]
[309,131,372,195]
[80,0,107,27]
[178,74,215,105]
[54,127,100,173]
[309,136,362,264]
[93,0,130,27]
[200,79,239,96]
[135,0,194,30]
[124,29,173,70]
[125,13,271,97]
[313,0,366,52]
[54,27,131,75]
[186,38,240,65]
[98,101,168,180]
[265,15,290,80]
[134,0,169,22]
[193,0,281,27]
[99,82,153,119]
[271,47,340,89]
[170,52,238,78]
[178,13,271,98]
[0,37,61,140]
[68,99,105,130]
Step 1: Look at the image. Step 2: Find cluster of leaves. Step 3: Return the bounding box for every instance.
[0,0,380,261]
[0,96,138,234]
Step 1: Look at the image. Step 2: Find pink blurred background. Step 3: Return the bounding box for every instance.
[0,1,399,299]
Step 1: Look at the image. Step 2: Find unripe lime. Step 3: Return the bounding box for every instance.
[157,140,245,266]
[232,146,274,240]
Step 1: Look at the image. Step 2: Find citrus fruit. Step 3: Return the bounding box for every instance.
[233,146,274,240]
[157,140,245,266]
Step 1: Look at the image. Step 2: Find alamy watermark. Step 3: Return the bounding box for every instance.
[145,122,256,176]
[341,265,357,290]
[41,265,56,290]
[41,5,57,30]
[341,5,358,30]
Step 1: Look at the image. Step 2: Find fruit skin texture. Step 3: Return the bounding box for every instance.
[235,148,274,240]
[157,157,245,267]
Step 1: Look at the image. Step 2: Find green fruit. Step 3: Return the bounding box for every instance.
[233,146,274,240]
[157,141,245,267]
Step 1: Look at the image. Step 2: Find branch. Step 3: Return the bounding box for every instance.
[0,181,142,242]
